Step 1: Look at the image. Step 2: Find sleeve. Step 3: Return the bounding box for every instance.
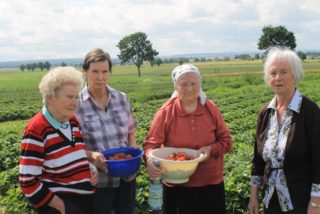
[143,109,167,160]
[125,95,137,133]
[206,101,233,156]
[19,128,54,208]
[74,103,91,147]
[309,102,320,195]
[251,110,266,179]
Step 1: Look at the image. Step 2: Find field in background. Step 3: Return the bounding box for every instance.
[1,60,320,213]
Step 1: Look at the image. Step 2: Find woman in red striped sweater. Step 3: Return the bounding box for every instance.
[19,66,100,214]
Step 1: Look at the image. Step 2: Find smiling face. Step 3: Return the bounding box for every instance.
[86,60,110,92]
[175,72,201,103]
[47,84,80,123]
[268,59,296,96]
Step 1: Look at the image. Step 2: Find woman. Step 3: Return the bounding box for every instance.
[248,47,320,214]
[19,66,99,214]
[143,64,233,214]
[75,48,137,214]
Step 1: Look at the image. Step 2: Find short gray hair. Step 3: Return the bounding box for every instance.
[39,66,84,103]
[263,46,304,85]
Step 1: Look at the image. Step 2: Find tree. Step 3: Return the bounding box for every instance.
[26,63,32,71]
[19,64,26,72]
[60,62,67,67]
[258,25,296,53]
[31,63,37,71]
[297,51,306,61]
[117,32,158,77]
[44,61,51,70]
[38,62,45,71]
[155,57,163,66]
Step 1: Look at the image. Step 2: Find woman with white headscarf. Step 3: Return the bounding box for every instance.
[143,64,233,214]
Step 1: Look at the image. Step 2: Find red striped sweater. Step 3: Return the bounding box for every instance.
[19,112,95,208]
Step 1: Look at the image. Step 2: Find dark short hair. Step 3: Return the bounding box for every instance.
[82,48,112,73]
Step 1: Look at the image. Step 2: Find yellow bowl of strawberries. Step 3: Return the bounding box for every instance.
[149,147,205,184]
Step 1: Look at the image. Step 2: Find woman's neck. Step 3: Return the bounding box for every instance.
[276,90,295,122]
[181,99,198,114]
[89,87,109,109]
[47,106,67,123]
[89,86,107,98]
[276,89,295,110]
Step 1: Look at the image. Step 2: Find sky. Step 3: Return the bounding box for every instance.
[0,0,319,61]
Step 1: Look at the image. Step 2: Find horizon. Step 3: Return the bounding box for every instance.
[2,49,320,64]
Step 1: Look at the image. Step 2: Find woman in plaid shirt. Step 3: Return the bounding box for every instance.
[76,48,138,214]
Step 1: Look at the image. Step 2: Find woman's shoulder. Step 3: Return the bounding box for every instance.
[24,112,50,133]
[204,98,222,112]
[108,85,127,97]
[302,96,320,110]
[159,97,177,111]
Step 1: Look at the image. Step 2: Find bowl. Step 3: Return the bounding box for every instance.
[149,147,205,184]
[103,147,144,177]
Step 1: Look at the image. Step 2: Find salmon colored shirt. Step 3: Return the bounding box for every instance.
[143,97,233,187]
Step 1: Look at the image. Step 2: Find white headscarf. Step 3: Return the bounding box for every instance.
[171,64,207,105]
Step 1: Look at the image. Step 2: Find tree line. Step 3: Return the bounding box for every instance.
[19,61,51,72]
[18,61,74,72]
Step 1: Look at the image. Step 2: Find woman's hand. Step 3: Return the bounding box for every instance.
[87,151,107,173]
[308,206,320,214]
[88,162,98,186]
[198,145,211,161]
[129,141,139,149]
[308,197,320,214]
[248,187,259,214]
[48,195,65,214]
[146,157,162,180]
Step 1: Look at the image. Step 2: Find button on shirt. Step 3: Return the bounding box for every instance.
[76,85,136,187]
[250,89,320,211]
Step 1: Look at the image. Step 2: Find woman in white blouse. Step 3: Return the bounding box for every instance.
[248,47,320,214]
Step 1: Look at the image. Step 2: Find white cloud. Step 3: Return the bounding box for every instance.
[0,0,319,61]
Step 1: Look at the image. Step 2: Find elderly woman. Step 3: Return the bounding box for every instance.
[75,48,137,214]
[19,67,99,214]
[143,64,233,214]
[248,47,320,214]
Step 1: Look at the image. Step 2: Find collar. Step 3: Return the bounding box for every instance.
[267,89,302,113]
[42,106,69,129]
[174,97,204,117]
[80,84,115,101]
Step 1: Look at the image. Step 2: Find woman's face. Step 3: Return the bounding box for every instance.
[86,60,110,91]
[268,59,296,96]
[47,84,79,123]
[175,72,200,103]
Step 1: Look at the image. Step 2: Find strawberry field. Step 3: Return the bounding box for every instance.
[1,61,320,213]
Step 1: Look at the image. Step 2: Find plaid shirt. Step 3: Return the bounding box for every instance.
[76,85,136,187]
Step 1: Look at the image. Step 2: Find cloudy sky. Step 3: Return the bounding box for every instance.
[0,0,319,61]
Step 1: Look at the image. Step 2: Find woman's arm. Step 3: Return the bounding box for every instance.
[248,186,260,214]
[128,131,138,148]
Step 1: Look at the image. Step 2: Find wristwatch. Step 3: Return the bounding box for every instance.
[310,201,320,208]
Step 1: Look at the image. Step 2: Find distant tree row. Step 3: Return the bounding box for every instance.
[19,61,71,72]
[19,61,51,72]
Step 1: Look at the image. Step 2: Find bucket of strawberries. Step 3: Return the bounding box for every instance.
[149,147,205,184]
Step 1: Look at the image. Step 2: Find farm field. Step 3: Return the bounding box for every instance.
[1,60,320,213]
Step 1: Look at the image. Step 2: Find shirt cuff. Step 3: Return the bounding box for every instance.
[311,183,320,197]
[250,176,263,188]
